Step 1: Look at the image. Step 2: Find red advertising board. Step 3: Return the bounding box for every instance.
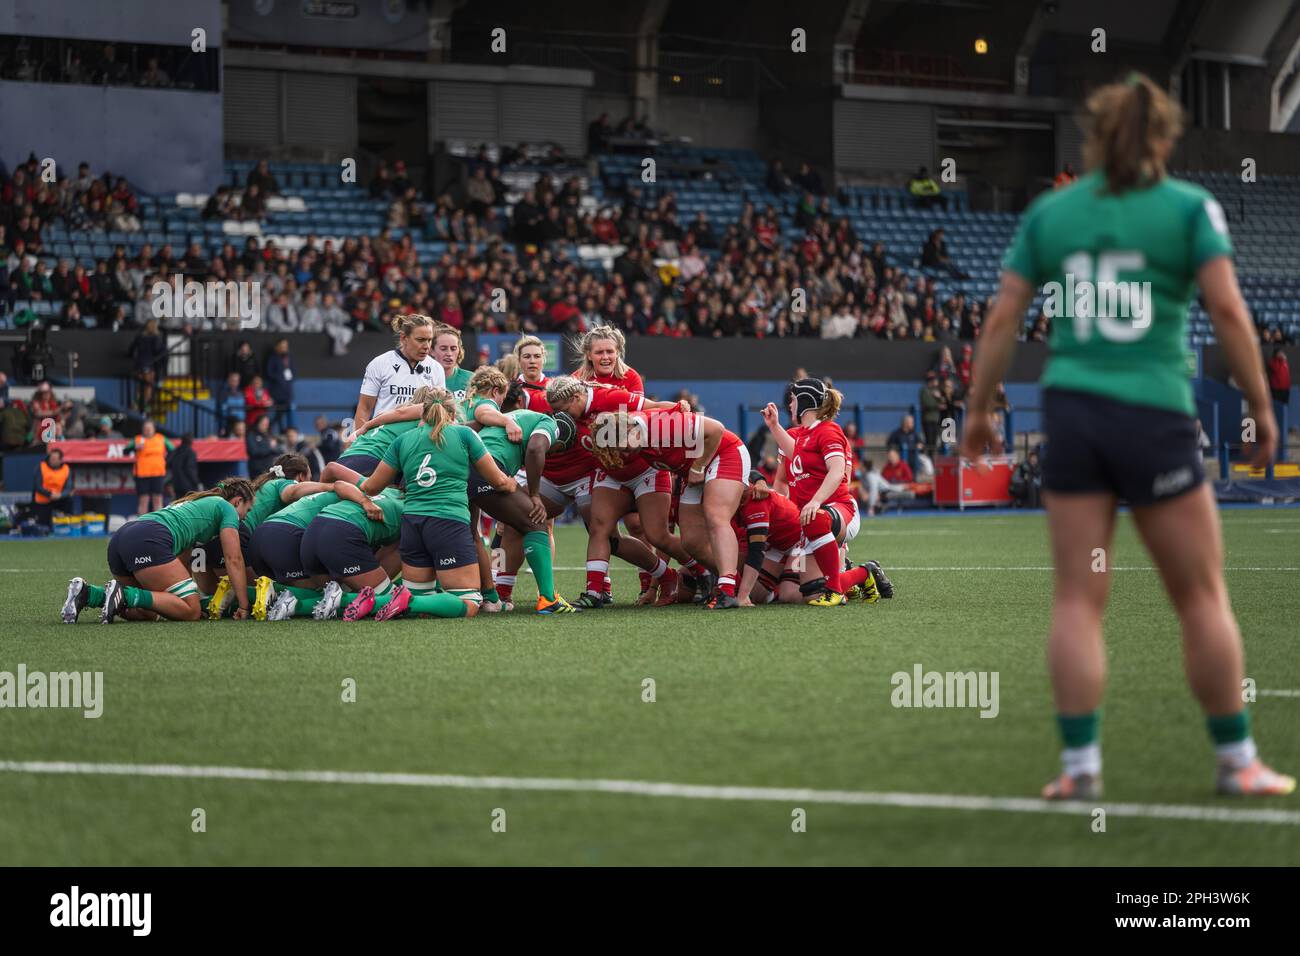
[933,455,1015,509]
[49,439,247,495]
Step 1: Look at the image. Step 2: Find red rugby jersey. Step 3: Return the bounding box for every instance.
[629,410,742,477]
[517,374,552,413]
[588,366,645,394]
[731,489,803,552]
[784,419,854,509]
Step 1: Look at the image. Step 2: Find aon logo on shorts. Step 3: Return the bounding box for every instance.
[438,556,456,566]
[416,454,438,488]
[342,565,361,574]
[134,556,152,565]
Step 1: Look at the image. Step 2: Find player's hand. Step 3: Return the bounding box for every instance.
[687,466,706,486]
[498,476,519,495]
[760,403,779,428]
[750,477,771,500]
[232,606,250,621]
[1246,403,1279,470]
[677,399,692,413]
[527,494,548,525]
[799,501,820,526]
[363,501,384,521]
[959,410,997,471]
[506,420,523,442]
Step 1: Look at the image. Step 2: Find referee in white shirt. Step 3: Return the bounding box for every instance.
[353,314,446,429]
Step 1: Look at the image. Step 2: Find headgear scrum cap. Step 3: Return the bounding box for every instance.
[789,377,828,419]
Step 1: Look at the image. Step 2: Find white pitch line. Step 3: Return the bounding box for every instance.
[1260,690,1300,698]
[841,566,1300,572]
[1,760,1296,826]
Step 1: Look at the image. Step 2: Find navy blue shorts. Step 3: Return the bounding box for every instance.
[250,520,311,582]
[197,522,253,571]
[107,519,177,577]
[1042,388,1205,506]
[302,517,380,579]
[336,453,382,476]
[468,456,508,500]
[399,515,478,570]
[135,475,165,495]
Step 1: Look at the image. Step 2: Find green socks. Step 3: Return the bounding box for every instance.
[522,531,554,600]
[124,587,154,609]
[1207,710,1250,745]
[86,583,106,608]
[1056,711,1100,749]
[407,592,470,618]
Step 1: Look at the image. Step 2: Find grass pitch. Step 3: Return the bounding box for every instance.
[1,508,1297,866]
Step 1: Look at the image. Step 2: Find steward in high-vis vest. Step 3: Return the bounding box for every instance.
[128,419,173,512]
[33,448,72,527]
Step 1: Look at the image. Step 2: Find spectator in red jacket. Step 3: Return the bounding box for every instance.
[881,447,914,485]
[1268,348,1291,406]
[243,375,274,428]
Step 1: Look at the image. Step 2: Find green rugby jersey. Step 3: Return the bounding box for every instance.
[445,366,474,407]
[1002,170,1232,416]
[479,409,558,475]
[318,487,404,548]
[141,496,240,553]
[244,477,293,532]
[381,422,488,524]
[345,418,419,461]
[263,490,342,530]
[462,394,495,425]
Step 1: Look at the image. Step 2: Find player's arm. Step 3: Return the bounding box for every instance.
[330,478,381,518]
[686,418,725,485]
[360,464,398,497]
[770,457,789,497]
[1200,256,1277,468]
[523,433,550,523]
[218,524,251,618]
[472,452,518,494]
[473,402,523,441]
[960,271,1034,459]
[761,403,795,456]
[354,403,420,436]
[353,392,377,431]
[280,480,332,503]
[800,454,845,525]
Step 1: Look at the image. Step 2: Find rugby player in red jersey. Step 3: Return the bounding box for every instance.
[590,406,749,609]
[547,376,708,606]
[573,325,644,393]
[733,477,862,606]
[762,378,893,602]
[572,325,656,600]
[513,335,553,412]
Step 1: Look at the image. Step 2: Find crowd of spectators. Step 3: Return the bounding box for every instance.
[5,144,1297,353]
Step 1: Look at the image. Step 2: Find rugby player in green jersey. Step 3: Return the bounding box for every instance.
[962,73,1293,798]
[356,390,518,620]
[63,478,255,624]
[432,323,475,408]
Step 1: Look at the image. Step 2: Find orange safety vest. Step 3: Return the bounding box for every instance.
[134,433,168,477]
[36,461,70,503]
